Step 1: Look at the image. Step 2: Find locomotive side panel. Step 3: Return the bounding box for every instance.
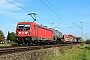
[37,26,43,38]
[37,25,53,40]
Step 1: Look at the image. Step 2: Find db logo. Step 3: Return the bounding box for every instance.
[22,32,24,34]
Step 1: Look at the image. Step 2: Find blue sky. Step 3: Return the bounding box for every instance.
[0,0,90,40]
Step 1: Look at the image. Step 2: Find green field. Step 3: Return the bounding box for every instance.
[46,44,90,60]
[0,41,17,46]
[0,44,11,46]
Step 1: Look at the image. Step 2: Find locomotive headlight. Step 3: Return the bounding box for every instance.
[25,32,30,35]
[18,32,21,34]
[25,32,28,34]
[17,32,21,35]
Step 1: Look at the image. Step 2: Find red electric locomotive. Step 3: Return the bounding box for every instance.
[15,22,54,45]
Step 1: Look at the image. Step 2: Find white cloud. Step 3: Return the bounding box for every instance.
[0,0,21,10]
[0,0,39,20]
[0,0,28,19]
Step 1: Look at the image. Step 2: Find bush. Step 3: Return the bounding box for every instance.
[85,39,90,44]
[80,43,84,46]
[9,41,18,46]
[85,45,90,50]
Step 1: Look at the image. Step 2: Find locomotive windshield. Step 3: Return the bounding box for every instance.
[17,24,30,30]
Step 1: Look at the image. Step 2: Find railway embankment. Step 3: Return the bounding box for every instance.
[0,44,84,60]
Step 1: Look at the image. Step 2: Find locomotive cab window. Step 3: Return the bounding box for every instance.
[18,24,30,30]
[34,25,36,30]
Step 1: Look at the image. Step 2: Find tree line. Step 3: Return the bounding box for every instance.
[0,30,15,42]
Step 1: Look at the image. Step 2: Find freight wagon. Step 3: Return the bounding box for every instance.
[61,34,77,43]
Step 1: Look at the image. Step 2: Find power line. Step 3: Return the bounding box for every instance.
[6,0,29,12]
[53,23,61,28]
[16,0,51,23]
[46,0,71,28]
[40,0,71,28]
[72,22,83,39]
[46,0,80,29]
[7,0,50,23]
[46,0,68,23]
[72,22,81,28]
[46,0,64,16]
[37,16,50,23]
[7,0,75,28]
[15,0,35,11]
[40,0,62,20]
[37,0,81,36]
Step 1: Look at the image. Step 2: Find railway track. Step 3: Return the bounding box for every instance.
[0,44,73,55]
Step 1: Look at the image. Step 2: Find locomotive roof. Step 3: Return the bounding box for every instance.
[17,22,52,30]
[18,22,34,24]
[37,24,51,30]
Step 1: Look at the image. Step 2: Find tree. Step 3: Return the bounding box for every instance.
[7,31,10,40]
[7,32,15,41]
[76,37,82,40]
[0,30,5,42]
[85,39,90,44]
[76,37,82,43]
[10,32,15,41]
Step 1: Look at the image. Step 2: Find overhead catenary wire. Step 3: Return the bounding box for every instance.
[8,0,72,28]
[6,0,81,36]
[7,0,51,24]
[37,15,50,23]
[72,22,81,28]
[16,0,51,23]
[46,0,71,28]
[46,0,64,17]
[44,0,81,35]
[40,0,71,28]
[6,0,29,12]
[15,0,35,11]
[46,0,70,26]
[46,0,81,29]
[40,0,62,20]
[7,0,79,30]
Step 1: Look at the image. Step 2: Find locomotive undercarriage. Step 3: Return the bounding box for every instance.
[15,37,33,45]
[15,37,62,46]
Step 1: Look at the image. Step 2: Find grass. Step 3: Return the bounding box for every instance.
[0,44,11,46]
[0,41,18,46]
[43,44,90,60]
[9,41,18,46]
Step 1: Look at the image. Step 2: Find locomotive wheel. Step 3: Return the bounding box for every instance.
[28,40,34,46]
[56,40,60,44]
[28,42,32,46]
[22,43,27,46]
[18,42,22,46]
